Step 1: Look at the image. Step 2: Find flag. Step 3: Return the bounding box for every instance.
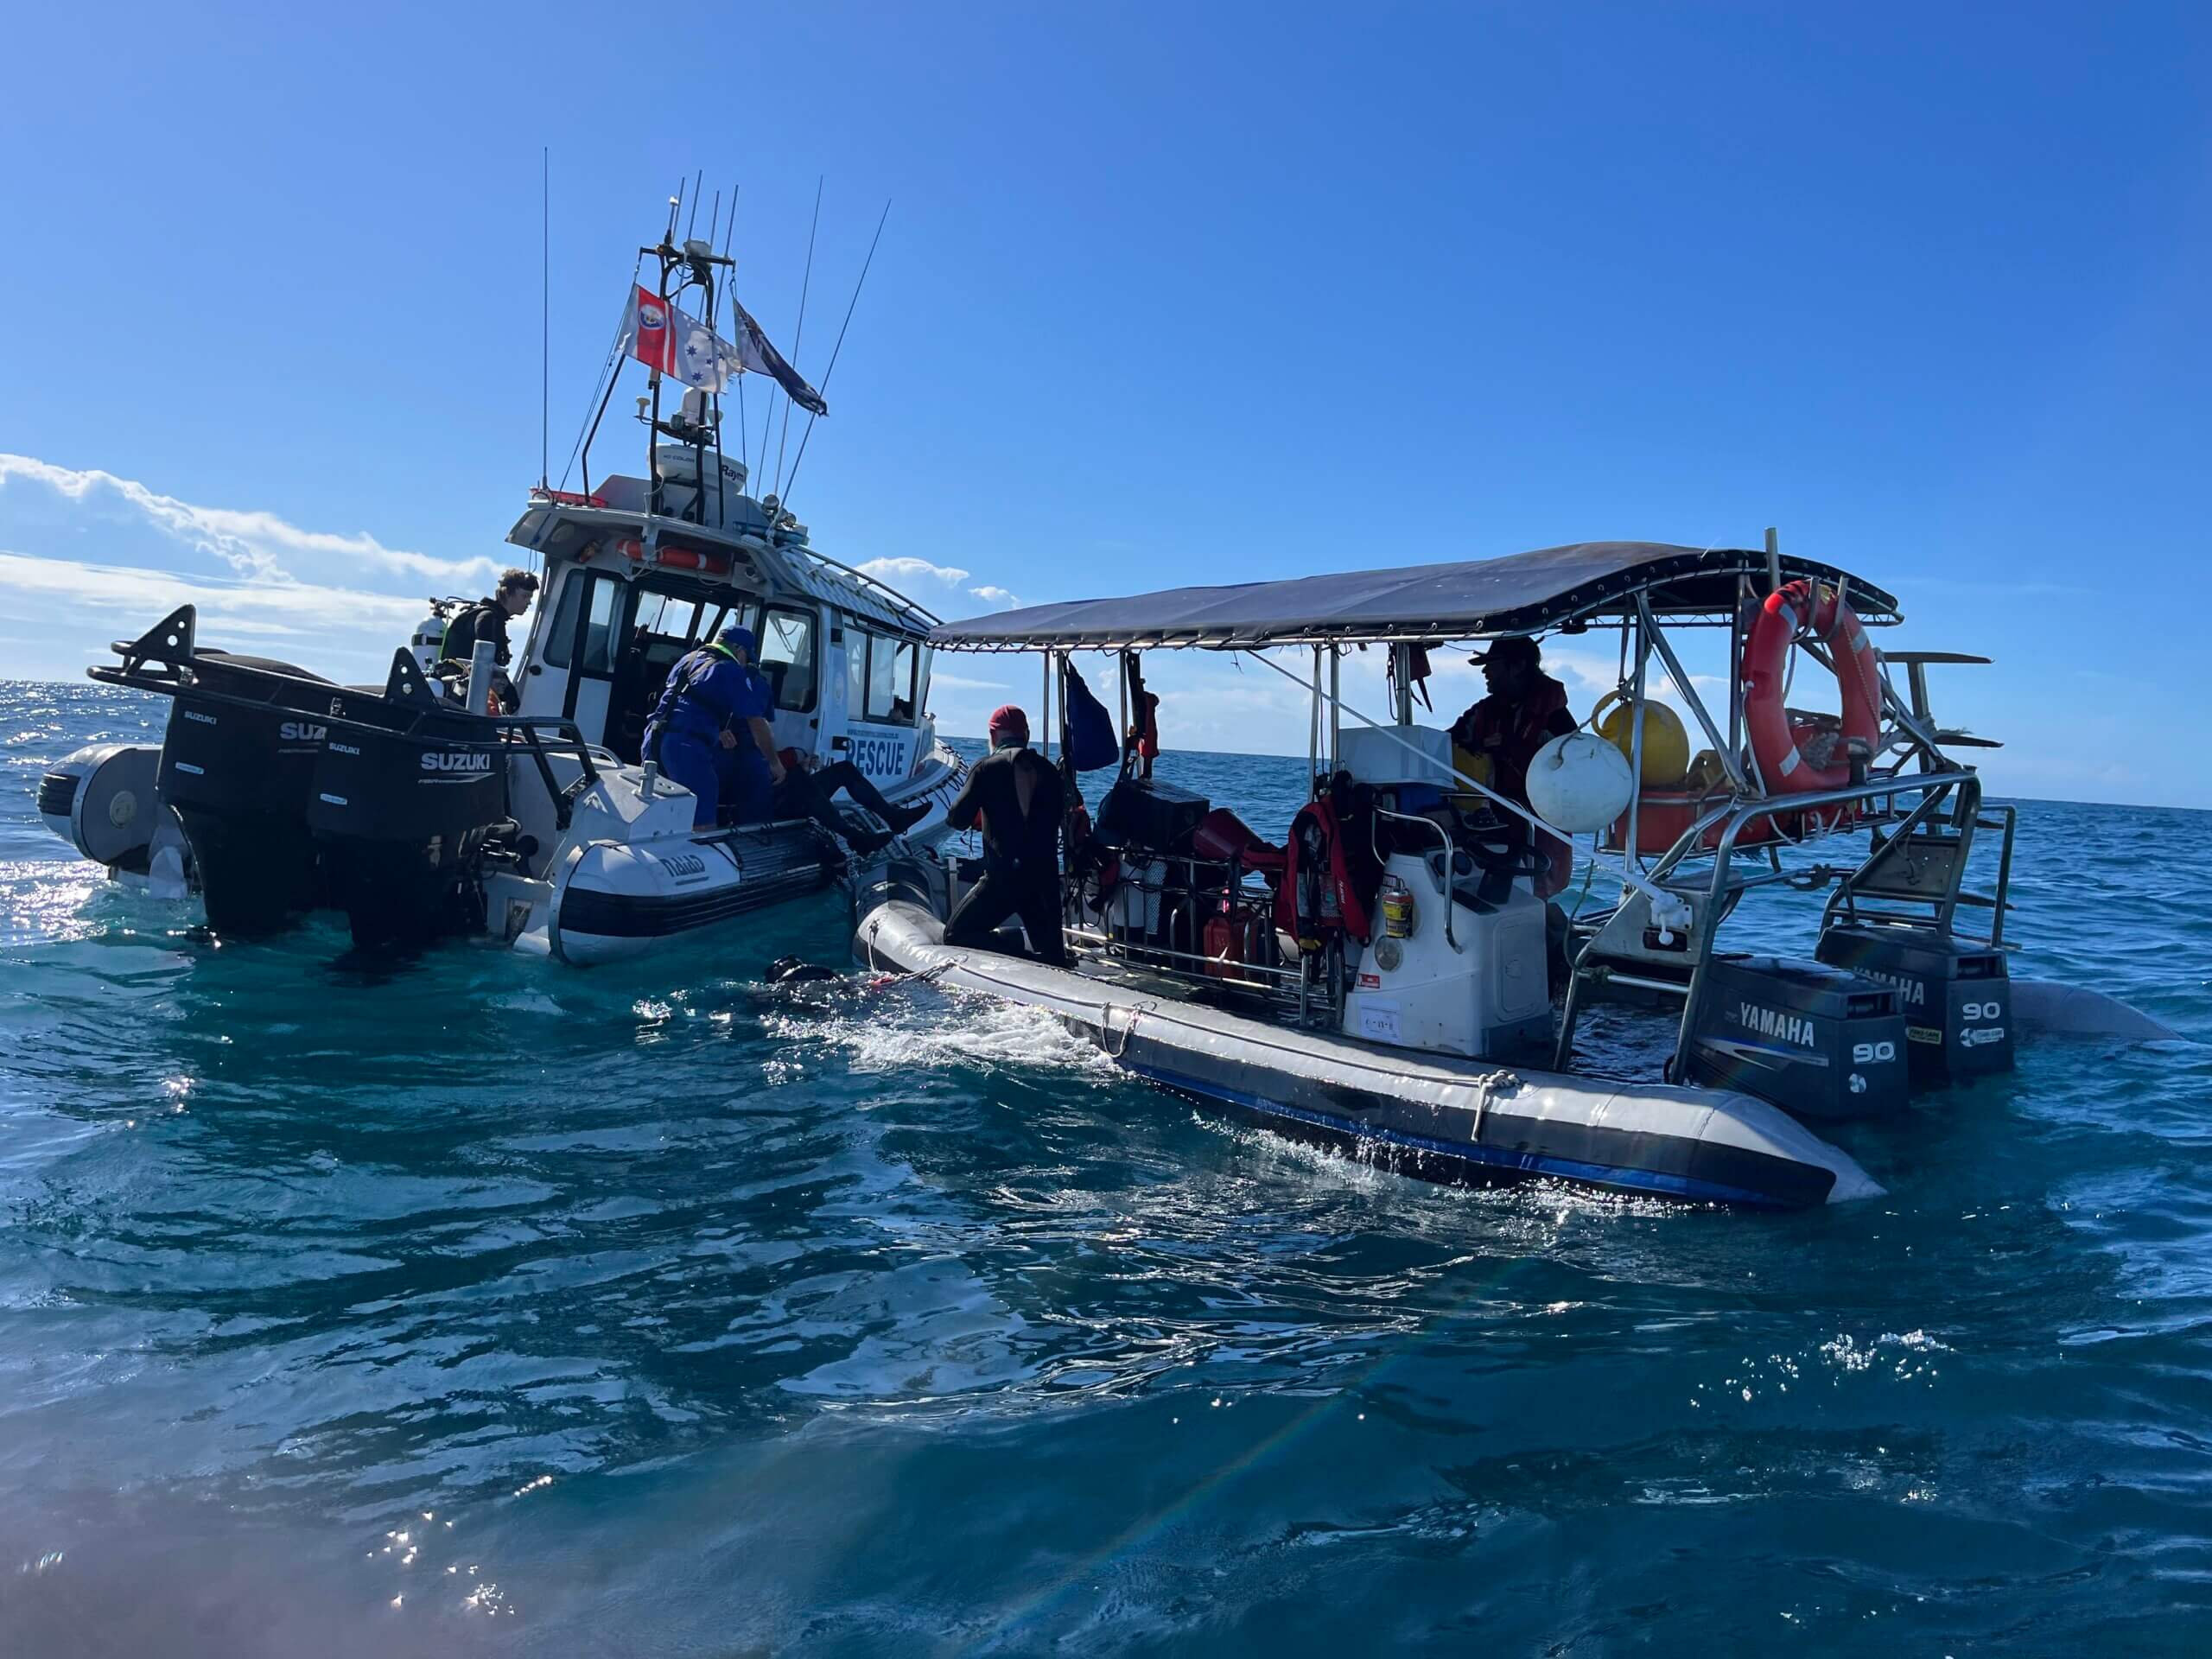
[729,296,829,417]
[620,284,828,416]
[623,283,741,391]
[624,283,678,376]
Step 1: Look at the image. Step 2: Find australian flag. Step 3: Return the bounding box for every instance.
[729,296,828,416]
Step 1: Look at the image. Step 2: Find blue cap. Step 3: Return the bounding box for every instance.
[717,623,758,657]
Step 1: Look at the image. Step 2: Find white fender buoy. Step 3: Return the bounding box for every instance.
[1525,731,1634,834]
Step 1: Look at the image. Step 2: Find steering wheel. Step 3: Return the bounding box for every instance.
[1452,823,1552,880]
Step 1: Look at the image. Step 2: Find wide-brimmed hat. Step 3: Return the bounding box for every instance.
[1468,634,1541,668]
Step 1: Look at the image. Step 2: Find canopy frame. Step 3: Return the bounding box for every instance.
[929,541,1902,655]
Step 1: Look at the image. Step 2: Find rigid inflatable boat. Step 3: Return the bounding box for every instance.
[859,892,1883,1208]
[851,536,2175,1209]
[41,213,963,960]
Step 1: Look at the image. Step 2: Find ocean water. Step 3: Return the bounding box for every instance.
[2,678,2208,1656]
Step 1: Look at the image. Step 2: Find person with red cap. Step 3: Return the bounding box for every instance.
[939,705,1069,965]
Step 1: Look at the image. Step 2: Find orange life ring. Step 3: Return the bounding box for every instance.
[1740,579,1884,794]
[613,537,733,577]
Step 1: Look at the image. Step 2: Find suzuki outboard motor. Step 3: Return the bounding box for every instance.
[83,609,337,935]
[40,743,167,874]
[307,652,511,950]
[156,649,340,933]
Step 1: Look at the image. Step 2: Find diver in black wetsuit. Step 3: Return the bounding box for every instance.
[439,569,539,712]
[773,748,933,853]
[941,704,1068,966]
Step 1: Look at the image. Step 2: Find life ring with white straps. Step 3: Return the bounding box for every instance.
[1740,579,1885,794]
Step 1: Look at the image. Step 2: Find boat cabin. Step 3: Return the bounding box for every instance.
[482,219,948,794]
[493,446,941,791]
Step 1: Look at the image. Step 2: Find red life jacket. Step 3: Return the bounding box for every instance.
[1274,794,1376,945]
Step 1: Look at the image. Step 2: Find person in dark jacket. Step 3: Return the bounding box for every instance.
[1450,632,1577,898]
[773,747,932,852]
[640,623,785,829]
[440,568,539,710]
[941,705,1068,965]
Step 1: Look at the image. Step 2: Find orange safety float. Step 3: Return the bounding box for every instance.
[613,537,734,577]
[1740,579,1884,795]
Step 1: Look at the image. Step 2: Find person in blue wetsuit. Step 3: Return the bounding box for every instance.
[641,623,786,828]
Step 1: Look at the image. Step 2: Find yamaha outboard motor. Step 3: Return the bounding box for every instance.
[1686,954,1910,1120]
[307,652,512,950]
[1815,922,2013,1085]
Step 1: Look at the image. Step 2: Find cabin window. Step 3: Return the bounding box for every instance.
[757,607,818,713]
[631,590,702,646]
[698,599,742,643]
[579,576,622,674]
[539,571,586,668]
[866,635,918,725]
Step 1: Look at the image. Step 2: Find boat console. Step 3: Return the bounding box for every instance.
[1061,745,1559,1065]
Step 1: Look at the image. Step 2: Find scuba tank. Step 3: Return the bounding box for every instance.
[412,598,467,677]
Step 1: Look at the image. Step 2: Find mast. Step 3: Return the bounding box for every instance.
[638,195,736,526]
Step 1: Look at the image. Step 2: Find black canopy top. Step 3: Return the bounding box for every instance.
[929,541,1901,652]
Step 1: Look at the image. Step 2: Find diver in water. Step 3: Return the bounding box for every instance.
[941,705,1069,966]
[641,623,785,830]
[440,568,538,712]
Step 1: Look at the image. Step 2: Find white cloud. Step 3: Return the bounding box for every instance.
[0,550,423,629]
[855,555,1022,614]
[0,549,445,682]
[0,453,521,683]
[856,555,971,588]
[0,454,499,587]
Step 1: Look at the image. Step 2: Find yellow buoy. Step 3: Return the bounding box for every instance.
[1591,689,1691,786]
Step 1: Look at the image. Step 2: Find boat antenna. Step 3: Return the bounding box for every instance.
[772,175,824,499]
[705,188,721,254]
[664,183,683,244]
[779,197,891,510]
[563,217,653,493]
[539,145,550,497]
[719,182,745,472]
[684,168,703,241]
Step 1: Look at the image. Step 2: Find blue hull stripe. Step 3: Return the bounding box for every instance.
[1119,1060,1794,1211]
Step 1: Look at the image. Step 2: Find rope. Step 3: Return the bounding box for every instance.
[1099,1005,1141,1060]
[1468,1068,1516,1141]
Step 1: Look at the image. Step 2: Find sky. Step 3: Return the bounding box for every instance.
[0,2,2205,807]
